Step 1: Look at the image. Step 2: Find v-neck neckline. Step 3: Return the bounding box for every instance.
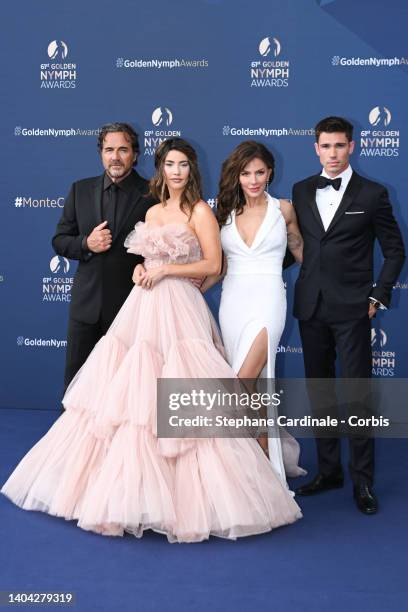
[234,195,270,250]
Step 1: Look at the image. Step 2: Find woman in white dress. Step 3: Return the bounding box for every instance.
[202,141,304,482]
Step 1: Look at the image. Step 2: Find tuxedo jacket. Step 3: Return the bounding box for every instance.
[52,170,155,324]
[292,171,405,321]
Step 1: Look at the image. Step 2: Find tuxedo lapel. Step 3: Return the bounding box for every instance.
[306,175,325,234]
[325,172,363,235]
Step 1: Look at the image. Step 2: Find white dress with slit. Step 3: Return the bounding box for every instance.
[219,193,305,483]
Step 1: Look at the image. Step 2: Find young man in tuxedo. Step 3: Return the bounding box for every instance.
[292,116,405,514]
[52,123,155,391]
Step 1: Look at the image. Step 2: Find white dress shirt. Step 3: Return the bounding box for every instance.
[315,164,353,231]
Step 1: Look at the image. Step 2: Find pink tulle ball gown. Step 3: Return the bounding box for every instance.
[1,222,302,543]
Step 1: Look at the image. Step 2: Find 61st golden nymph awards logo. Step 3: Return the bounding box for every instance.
[143,107,182,156]
[360,106,400,158]
[371,327,397,377]
[42,256,73,303]
[249,36,290,88]
[40,40,78,88]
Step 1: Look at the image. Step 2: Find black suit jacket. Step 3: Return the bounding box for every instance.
[52,170,155,324]
[292,171,405,321]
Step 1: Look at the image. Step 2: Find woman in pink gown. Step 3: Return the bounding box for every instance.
[1,138,302,543]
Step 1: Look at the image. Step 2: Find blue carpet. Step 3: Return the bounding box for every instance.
[0,408,407,612]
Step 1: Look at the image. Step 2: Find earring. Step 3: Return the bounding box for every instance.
[266,179,270,194]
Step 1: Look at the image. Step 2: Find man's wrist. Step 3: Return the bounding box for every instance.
[82,235,90,252]
[81,235,94,258]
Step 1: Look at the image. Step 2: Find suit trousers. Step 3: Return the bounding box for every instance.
[298,296,374,485]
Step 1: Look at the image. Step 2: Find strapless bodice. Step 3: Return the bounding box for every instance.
[125,222,202,269]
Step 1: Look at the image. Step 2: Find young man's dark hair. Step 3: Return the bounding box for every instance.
[314,116,353,142]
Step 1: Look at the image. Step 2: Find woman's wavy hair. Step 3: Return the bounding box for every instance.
[216,141,275,227]
[149,138,202,219]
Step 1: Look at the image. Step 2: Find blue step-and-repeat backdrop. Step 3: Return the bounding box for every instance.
[1,0,407,410]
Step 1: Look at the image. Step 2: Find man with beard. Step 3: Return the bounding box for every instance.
[53,123,155,391]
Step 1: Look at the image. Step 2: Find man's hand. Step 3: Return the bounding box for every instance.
[133,264,146,285]
[86,221,112,253]
[368,303,378,319]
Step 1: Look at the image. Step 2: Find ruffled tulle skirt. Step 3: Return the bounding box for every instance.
[1,278,302,542]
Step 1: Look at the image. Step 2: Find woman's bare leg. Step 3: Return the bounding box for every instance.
[237,328,269,455]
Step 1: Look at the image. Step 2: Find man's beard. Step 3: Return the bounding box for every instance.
[107,164,131,180]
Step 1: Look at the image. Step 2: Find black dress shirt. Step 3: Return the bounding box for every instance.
[102,171,137,237]
[82,170,142,253]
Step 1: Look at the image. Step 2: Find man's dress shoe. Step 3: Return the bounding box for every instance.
[353,484,378,515]
[296,473,344,496]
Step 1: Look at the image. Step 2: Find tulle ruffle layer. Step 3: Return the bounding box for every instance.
[2,276,302,542]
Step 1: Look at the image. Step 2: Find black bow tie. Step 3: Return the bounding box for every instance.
[317,176,342,191]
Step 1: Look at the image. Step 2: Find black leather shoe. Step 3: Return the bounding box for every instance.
[295,472,344,496]
[353,484,378,515]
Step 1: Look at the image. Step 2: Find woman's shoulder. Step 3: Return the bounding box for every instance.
[190,200,218,232]
[145,203,163,222]
[276,198,295,223]
[193,199,212,213]
[191,200,215,221]
[278,198,292,210]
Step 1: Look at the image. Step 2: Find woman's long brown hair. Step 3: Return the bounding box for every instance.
[149,138,202,219]
[216,141,275,227]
